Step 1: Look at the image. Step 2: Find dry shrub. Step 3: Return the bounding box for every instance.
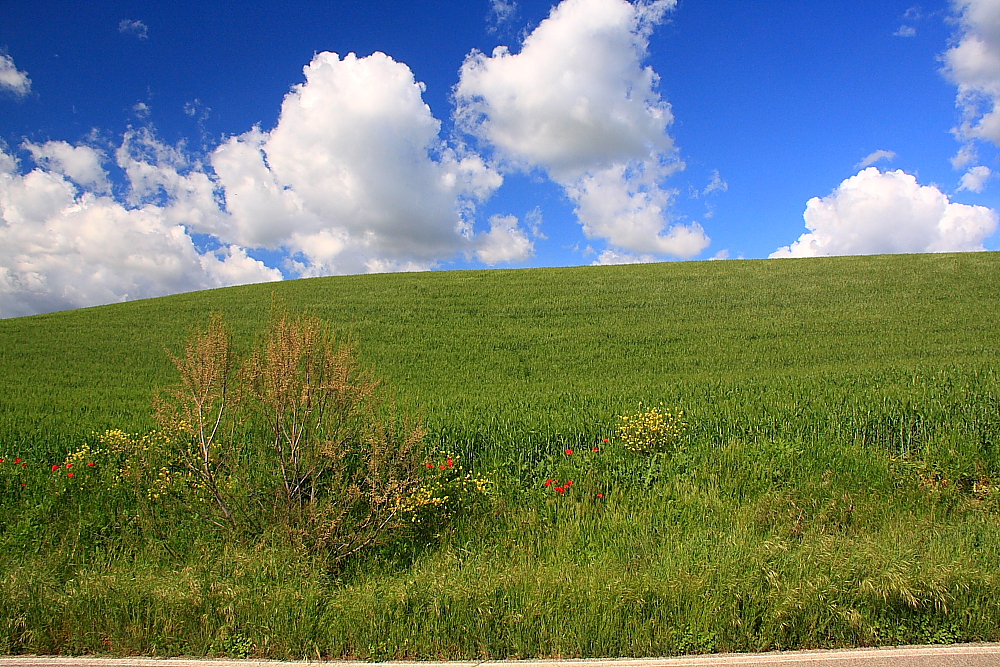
[153,313,238,525]
[245,311,425,561]
[153,310,425,565]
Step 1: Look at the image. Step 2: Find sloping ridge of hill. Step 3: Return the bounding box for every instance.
[1,252,997,442]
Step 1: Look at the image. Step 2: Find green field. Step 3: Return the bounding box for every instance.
[2,252,1000,658]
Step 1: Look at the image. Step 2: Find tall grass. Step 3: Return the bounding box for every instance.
[1,252,1000,658]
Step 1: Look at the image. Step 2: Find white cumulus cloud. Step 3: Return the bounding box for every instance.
[455,0,677,180]
[24,141,111,193]
[0,143,279,318]
[0,54,31,97]
[952,143,978,169]
[566,163,708,256]
[771,167,998,258]
[210,50,524,275]
[959,164,993,191]
[454,0,708,259]
[942,0,1000,144]
[475,214,534,265]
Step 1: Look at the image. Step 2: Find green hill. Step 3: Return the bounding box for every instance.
[3,252,997,449]
[2,252,1000,658]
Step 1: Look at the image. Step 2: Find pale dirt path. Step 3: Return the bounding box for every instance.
[3,644,1000,667]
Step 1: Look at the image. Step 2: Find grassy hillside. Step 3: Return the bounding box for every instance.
[3,252,997,448]
[2,252,1000,658]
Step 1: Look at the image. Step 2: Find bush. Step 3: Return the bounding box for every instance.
[149,310,428,566]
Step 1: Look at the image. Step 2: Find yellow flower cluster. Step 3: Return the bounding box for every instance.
[397,450,492,526]
[149,466,178,500]
[63,442,95,469]
[97,429,134,452]
[617,403,687,454]
[397,484,448,521]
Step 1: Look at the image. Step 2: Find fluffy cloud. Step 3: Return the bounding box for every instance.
[943,0,1000,144]
[566,163,708,256]
[475,214,534,265]
[210,51,525,275]
[959,164,993,191]
[771,168,998,258]
[454,0,709,259]
[24,141,111,193]
[0,54,31,97]
[115,129,229,233]
[455,0,676,179]
[0,143,279,318]
[951,143,978,169]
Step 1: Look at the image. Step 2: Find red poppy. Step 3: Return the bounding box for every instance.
[566,480,574,486]
[0,459,4,463]
[51,464,59,471]
[87,462,95,466]
[556,487,565,494]
[446,458,454,468]
[592,446,600,452]
[597,493,604,499]
[21,462,26,467]
[544,479,552,487]
[426,463,434,469]
[603,438,609,443]
[14,458,21,463]
[66,463,72,469]
[565,448,573,455]
[67,472,74,478]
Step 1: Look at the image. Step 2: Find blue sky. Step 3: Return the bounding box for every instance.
[2,0,999,317]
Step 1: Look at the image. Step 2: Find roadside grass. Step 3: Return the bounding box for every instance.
[1,252,1000,657]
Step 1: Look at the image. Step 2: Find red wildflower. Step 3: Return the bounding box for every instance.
[66,463,72,469]
[87,462,95,466]
[446,458,454,468]
[51,464,59,471]
[439,464,446,470]
[565,448,573,455]
[544,479,552,487]
[0,459,4,463]
[426,463,434,469]
[597,493,604,499]
[592,446,600,452]
[556,487,565,494]
[14,458,21,463]
[21,462,26,467]
[566,480,574,486]
[67,472,74,478]
[603,438,609,443]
